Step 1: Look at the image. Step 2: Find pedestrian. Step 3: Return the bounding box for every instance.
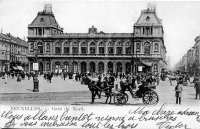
[4,73,8,84]
[194,78,200,100]
[175,83,183,104]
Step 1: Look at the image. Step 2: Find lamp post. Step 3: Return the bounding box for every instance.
[33,48,39,92]
[5,44,8,73]
[72,43,75,74]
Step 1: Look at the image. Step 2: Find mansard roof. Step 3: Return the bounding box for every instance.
[6,33,28,47]
[29,11,61,28]
[135,8,162,26]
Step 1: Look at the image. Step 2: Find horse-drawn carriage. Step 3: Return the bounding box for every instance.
[87,78,159,105]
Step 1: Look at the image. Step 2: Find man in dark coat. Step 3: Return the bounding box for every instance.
[194,78,200,99]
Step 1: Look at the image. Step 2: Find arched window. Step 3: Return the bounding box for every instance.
[72,62,78,73]
[116,42,123,46]
[63,62,69,72]
[99,42,104,46]
[90,42,96,46]
[154,64,158,72]
[107,42,114,46]
[55,62,61,69]
[46,62,50,71]
[154,43,159,52]
[81,42,86,46]
[144,42,150,55]
[37,42,43,54]
[38,28,42,36]
[30,43,34,52]
[46,43,50,52]
[55,42,61,54]
[136,43,140,52]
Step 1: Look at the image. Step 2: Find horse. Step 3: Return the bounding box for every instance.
[87,78,114,104]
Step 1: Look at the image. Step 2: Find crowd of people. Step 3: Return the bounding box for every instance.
[1,70,199,103]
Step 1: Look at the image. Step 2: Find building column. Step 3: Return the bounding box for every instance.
[105,42,107,55]
[113,61,116,73]
[29,61,31,72]
[95,62,98,74]
[44,59,46,72]
[78,61,81,73]
[50,59,53,72]
[87,62,90,73]
[79,42,81,55]
[104,61,108,75]
[87,42,90,54]
[122,62,125,74]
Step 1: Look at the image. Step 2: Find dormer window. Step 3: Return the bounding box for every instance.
[40,18,44,22]
[146,16,150,21]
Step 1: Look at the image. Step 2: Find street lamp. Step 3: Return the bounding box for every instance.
[33,48,39,92]
[72,43,75,73]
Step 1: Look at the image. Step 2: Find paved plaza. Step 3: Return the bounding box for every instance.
[0,76,199,106]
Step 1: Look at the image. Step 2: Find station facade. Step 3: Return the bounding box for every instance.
[27,4,167,74]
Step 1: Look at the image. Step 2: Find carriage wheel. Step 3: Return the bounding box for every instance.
[113,93,127,105]
[142,90,159,105]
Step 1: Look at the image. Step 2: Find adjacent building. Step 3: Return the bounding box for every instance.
[175,36,200,75]
[27,4,167,74]
[0,33,29,72]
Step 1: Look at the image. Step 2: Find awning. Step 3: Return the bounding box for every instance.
[141,61,153,67]
[12,66,18,70]
[16,66,24,71]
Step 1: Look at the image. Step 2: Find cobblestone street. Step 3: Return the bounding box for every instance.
[0,76,199,107]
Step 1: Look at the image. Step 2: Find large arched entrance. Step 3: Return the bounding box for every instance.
[37,42,43,54]
[81,62,87,74]
[116,62,122,73]
[107,62,113,73]
[98,62,104,74]
[125,62,131,74]
[63,62,69,72]
[89,62,95,73]
[72,62,78,73]
[55,62,61,73]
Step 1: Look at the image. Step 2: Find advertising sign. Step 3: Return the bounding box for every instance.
[138,66,143,71]
[33,63,39,71]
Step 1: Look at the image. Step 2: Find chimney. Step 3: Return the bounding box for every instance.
[44,4,52,13]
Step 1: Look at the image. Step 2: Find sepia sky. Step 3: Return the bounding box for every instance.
[0,0,200,68]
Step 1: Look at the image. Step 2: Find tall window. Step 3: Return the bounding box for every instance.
[46,63,50,71]
[108,47,114,54]
[99,47,104,54]
[154,64,158,72]
[38,28,42,36]
[116,47,122,55]
[154,43,159,52]
[144,42,150,55]
[136,43,140,52]
[146,27,150,35]
[73,62,78,73]
[72,47,78,54]
[46,43,50,52]
[30,43,34,52]
[126,47,131,54]
[90,47,96,54]
[55,42,61,54]
[37,42,43,54]
[81,47,87,54]
[64,47,69,54]
[55,47,61,54]
[64,62,69,72]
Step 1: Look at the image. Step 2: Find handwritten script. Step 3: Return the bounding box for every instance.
[0,104,199,129]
